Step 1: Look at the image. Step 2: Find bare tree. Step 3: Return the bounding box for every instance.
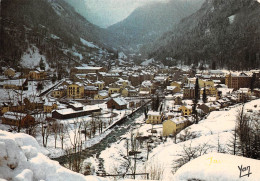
[91,117,96,137]
[227,128,239,155]
[58,123,66,150]
[81,118,89,141]
[217,133,226,153]
[145,161,164,180]
[172,142,212,173]
[236,106,260,159]
[67,119,83,153]
[178,128,198,143]
[64,119,84,172]
[41,120,51,147]
[52,120,59,149]
[97,115,103,134]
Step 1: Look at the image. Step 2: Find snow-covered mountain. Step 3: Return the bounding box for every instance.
[106,0,204,52]
[145,0,260,70]
[0,0,113,69]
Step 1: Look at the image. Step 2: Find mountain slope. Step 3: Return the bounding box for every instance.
[106,0,204,52]
[145,0,260,70]
[0,0,112,70]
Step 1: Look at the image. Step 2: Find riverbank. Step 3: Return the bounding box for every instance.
[48,99,151,160]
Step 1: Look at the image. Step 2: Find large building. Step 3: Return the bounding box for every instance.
[70,66,106,77]
[67,83,85,99]
[183,83,196,99]
[225,73,251,90]
[52,105,101,119]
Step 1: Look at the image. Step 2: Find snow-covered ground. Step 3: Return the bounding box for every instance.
[98,99,260,180]
[0,130,109,181]
[20,45,49,69]
[34,103,133,158]
[141,58,155,66]
[80,38,99,49]
[0,80,58,103]
[173,152,260,181]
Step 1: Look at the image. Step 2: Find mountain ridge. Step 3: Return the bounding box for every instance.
[0,0,113,71]
[144,0,260,70]
[105,0,205,52]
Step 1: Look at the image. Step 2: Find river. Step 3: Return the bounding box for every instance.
[53,104,148,174]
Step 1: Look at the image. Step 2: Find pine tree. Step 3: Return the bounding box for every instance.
[202,84,207,103]
[193,77,199,124]
[151,96,155,111]
[36,81,43,92]
[51,74,57,84]
[211,61,216,70]
[155,95,160,111]
[144,106,148,119]
[39,57,45,70]
[194,77,199,103]
[250,73,256,92]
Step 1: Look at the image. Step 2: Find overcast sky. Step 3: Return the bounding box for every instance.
[83,0,170,28]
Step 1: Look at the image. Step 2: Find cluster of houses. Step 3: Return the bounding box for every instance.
[144,69,260,137]
[0,67,48,91]
[1,64,260,134]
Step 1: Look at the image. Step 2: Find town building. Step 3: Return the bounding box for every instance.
[1,79,28,90]
[146,111,162,124]
[94,91,109,100]
[4,68,16,78]
[2,112,35,128]
[106,97,128,110]
[70,66,106,77]
[67,82,85,99]
[51,86,67,98]
[52,105,101,119]
[178,105,192,116]
[108,83,121,96]
[225,73,252,90]
[183,83,196,99]
[163,116,190,136]
[44,102,58,113]
[28,69,47,80]
[84,86,98,98]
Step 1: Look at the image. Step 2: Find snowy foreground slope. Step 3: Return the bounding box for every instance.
[99,99,260,180]
[0,130,108,181]
[146,99,260,180]
[173,152,260,181]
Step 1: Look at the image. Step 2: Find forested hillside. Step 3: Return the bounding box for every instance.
[106,0,204,52]
[0,0,112,72]
[145,0,260,70]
